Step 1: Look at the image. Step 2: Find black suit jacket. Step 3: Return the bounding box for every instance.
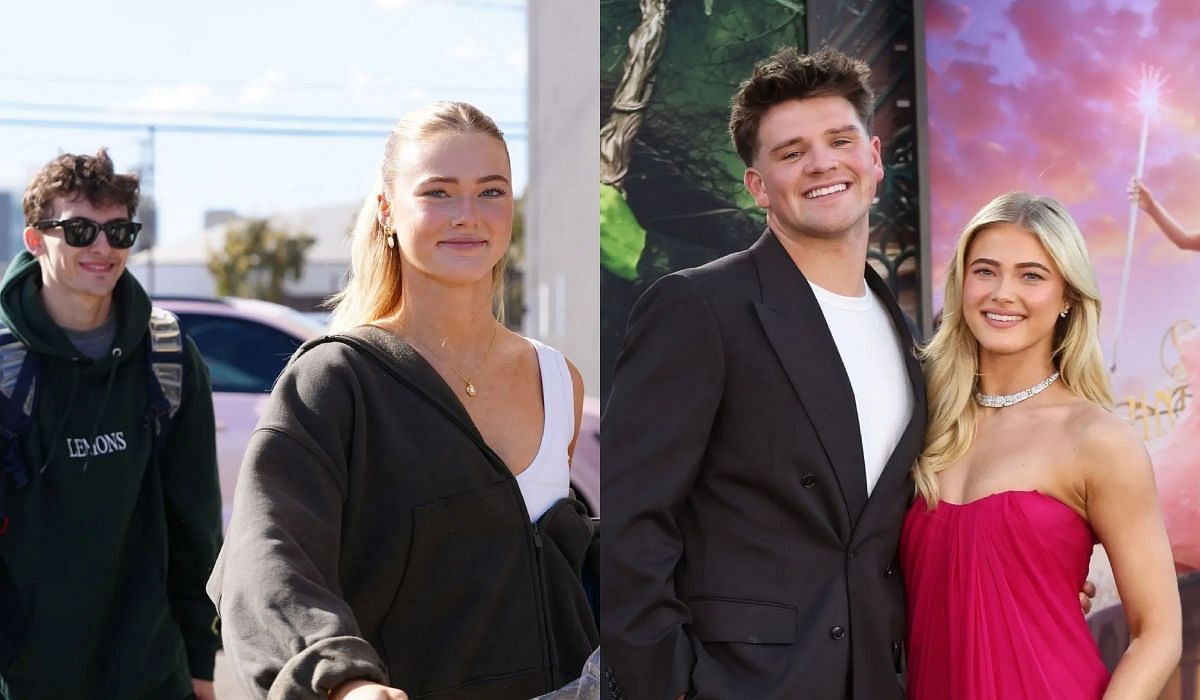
[600,230,927,700]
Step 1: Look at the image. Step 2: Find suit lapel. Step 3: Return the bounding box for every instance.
[750,230,868,527]
[855,266,928,532]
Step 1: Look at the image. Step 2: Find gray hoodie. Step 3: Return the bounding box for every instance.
[209,326,597,699]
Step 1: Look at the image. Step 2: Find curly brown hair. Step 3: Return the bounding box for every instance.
[22,148,140,225]
[729,46,874,167]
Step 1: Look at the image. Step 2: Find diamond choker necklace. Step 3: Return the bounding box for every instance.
[974,371,1060,408]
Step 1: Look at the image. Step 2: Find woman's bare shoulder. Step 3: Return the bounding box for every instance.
[1062,401,1151,484]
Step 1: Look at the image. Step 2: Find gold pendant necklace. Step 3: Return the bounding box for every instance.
[407,322,499,398]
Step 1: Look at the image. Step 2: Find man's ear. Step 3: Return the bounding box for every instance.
[871,135,884,184]
[23,226,44,256]
[744,167,770,209]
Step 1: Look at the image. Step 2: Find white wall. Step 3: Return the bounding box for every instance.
[127,263,215,297]
[526,0,601,395]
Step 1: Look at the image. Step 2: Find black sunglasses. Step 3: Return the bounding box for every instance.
[33,218,142,249]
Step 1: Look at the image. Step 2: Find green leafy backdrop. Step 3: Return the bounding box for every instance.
[600,0,807,402]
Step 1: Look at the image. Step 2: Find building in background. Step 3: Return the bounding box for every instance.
[0,191,23,261]
[127,203,354,309]
[525,0,601,396]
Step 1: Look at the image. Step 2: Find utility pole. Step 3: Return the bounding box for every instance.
[141,124,156,294]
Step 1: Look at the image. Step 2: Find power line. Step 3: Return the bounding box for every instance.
[412,0,525,9]
[376,0,526,9]
[0,101,527,131]
[0,116,528,141]
[0,73,525,95]
[454,0,525,7]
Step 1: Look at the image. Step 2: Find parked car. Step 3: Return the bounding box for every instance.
[155,297,600,522]
[574,397,600,516]
[155,297,323,524]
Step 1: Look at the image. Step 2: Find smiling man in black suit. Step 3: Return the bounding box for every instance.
[600,46,927,700]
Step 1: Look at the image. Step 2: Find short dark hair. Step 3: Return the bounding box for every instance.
[22,148,140,224]
[729,46,875,166]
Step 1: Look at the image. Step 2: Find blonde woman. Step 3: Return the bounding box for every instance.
[208,102,597,700]
[900,193,1180,699]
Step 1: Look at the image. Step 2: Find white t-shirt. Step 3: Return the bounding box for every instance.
[808,280,914,497]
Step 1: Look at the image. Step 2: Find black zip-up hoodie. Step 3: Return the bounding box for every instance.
[209,325,597,699]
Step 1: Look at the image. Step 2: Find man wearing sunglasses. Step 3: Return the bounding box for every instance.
[0,149,221,700]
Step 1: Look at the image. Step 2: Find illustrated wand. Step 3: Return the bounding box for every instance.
[1111,65,1166,372]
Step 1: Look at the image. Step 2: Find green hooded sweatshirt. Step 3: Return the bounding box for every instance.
[0,252,222,700]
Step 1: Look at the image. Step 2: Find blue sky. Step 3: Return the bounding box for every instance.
[0,0,528,245]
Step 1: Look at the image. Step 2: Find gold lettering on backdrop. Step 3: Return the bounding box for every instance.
[1124,385,1192,440]
[1123,320,1197,439]
[1162,320,1196,384]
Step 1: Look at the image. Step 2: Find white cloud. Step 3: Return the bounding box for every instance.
[505,46,527,73]
[238,68,287,107]
[373,0,414,9]
[343,66,431,115]
[346,65,390,97]
[449,36,488,63]
[132,83,215,112]
[403,87,431,102]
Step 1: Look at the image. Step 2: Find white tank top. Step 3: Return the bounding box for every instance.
[515,338,574,521]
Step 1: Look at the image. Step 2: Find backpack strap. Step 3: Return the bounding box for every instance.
[0,326,35,419]
[145,307,186,443]
[0,324,32,663]
[0,324,36,527]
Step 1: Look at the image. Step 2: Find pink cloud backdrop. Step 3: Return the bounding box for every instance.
[925,0,1200,566]
[926,0,1200,408]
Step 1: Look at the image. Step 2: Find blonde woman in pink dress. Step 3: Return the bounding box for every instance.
[900,192,1181,699]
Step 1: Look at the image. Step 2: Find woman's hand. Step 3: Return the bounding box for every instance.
[1128,177,1155,212]
[1079,580,1096,614]
[329,679,409,700]
[191,679,216,700]
[1127,177,1200,251]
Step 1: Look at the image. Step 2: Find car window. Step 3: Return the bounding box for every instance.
[175,313,303,393]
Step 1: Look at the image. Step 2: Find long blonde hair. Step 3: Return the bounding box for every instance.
[914,192,1113,507]
[327,101,510,332]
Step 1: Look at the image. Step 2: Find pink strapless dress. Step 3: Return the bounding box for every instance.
[900,490,1110,699]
